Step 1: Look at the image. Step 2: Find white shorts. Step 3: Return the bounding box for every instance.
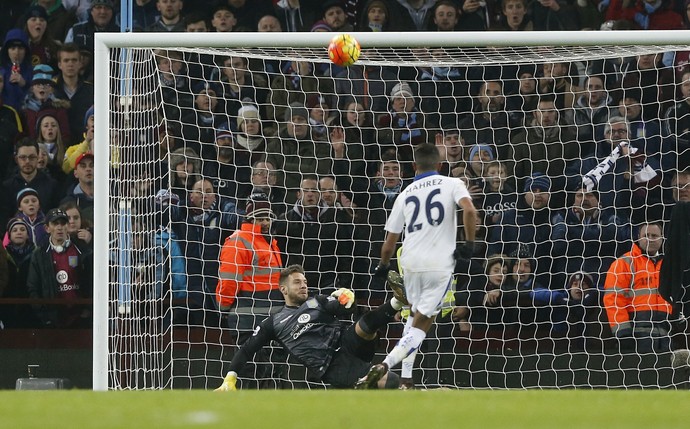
[404,271,454,318]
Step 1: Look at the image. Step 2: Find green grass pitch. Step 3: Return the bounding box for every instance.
[0,390,686,429]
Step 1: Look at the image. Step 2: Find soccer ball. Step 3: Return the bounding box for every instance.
[328,34,361,67]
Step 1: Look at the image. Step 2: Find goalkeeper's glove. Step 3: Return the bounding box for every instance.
[373,263,390,280]
[454,241,475,260]
[331,288,355,308]
[214,371,238,392]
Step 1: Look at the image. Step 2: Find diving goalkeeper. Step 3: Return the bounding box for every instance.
[215,264,405,390]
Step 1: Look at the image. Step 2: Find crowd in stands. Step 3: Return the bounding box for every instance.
[0,1,689,354]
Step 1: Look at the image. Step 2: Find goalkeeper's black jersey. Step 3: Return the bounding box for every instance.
[227,295,351,380]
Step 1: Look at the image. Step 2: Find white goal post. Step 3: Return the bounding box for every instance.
[94,30,690,391]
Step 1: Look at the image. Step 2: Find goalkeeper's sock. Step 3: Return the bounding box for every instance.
[391,297,404,311]
[358,301,398,335]
[383,326,426,370]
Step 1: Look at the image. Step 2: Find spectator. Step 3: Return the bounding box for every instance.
[245,159,287,217]
[216,192,283,336]
[551,184,632,287]
[12,187,48,247]
[274,0,321,32]
[65,0,119,56]
[62,152,94,223]
[621,53,674,121]
[328,97,377,191]
[210,4,237,32]
[661,70,690,171]
[564,271,604,351]
[505,65,539,128]
[23,5,59,68]
[63,105,93,174]
[529,0,578,30]
[387,0,437,31]
[2,217,37,328]
[171,177,242,323]
[603,221,673,353]
[168,147,201,205]
[454,254,514,333]
[537,61,580,113]
[53,43,94,146]
[573,74,614,145]
[152,189,186,300]
[619,87,662,158]
[181,81,225,159]
[257,14,282,32]
[23,64,72,145]
[27,208,93,328]
[35,113,68,184]
[154,49,192,121]
[147,0,186,32]
[273,175,354,291]
[224,0,274,32]
[125,0,160,31]
[333,62,400,116]
[605,0,683,30]
[1,29,33,110]
[3,138,60,226]
[458,80,511,158]
[511,95,580,201]
[357,0,391,31]
[435,128,465,178]
[318,0,354,32]
[493,0,533,30]
[35,0,77,42]
[377,81,430,177]
[216,55,269,122]
[351,155,410,294]
[59,199,92,251]
[267,60,333,125]
[266,102,332,202]
[457,0,489,31]
[488,173,567,288]
[481,160,518,226]
[0,72,24,179]
[318,175,340,209]
[307,94,331,140]
[581,116,663,222]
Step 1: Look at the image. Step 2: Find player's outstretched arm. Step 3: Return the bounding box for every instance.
[374,232,401,279]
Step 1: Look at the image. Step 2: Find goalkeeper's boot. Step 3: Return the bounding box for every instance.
[214,371,238,391]
[387,271,409,306]
[355,363,388,389]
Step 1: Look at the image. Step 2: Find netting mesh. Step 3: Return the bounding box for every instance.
[105,42,690,389]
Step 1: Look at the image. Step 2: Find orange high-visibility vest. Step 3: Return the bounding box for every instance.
[603,243,672,335]
[216,222,282,311]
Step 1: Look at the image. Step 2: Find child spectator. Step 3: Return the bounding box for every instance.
[14,188,48,247]
[63,105,94,174]
[1,217,38,328]
[1,29,33,110]
[23,64,72,144]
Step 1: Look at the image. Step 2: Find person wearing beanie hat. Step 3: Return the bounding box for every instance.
[357,0,391,32]
[465,143,496,183]
[283,101,309,124]
[216,190,282,337]
[523,172,551,193]
[4,215,37,327]
[23,64,72,147]
[64,0,119,55]
[236,104,260,133]
[1,29,32,110]
[378,81,429,177]
[321,0,353,32]
[13,186,47,247]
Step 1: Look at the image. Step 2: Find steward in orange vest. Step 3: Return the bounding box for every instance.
[603,222,673,352]
[216,193,283,334]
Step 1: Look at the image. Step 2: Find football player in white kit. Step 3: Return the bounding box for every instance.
[356,143,477,388]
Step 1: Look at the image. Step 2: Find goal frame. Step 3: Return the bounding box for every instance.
[93,30,690,391]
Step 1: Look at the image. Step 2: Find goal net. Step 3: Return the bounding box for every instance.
[94,31,690,390]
